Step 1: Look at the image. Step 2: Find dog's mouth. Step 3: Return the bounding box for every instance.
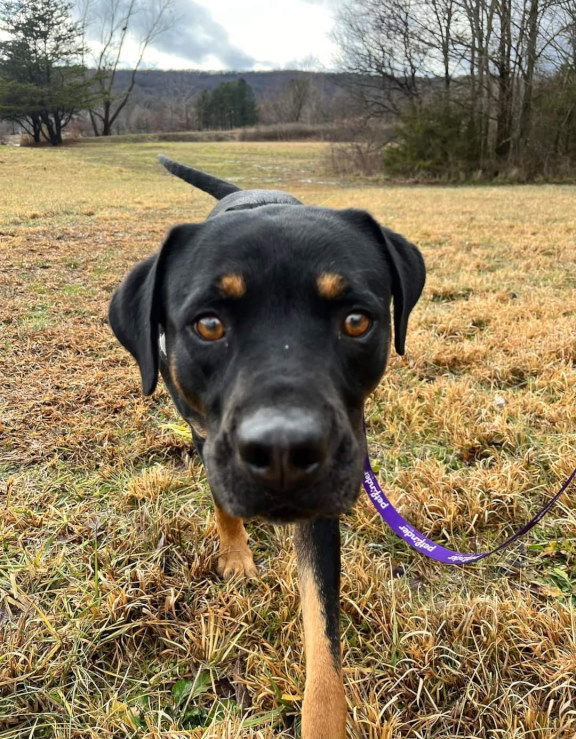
[260,503,319,523]
[212,484,361,523]
[204,426,364,523]
[264,493,360,523]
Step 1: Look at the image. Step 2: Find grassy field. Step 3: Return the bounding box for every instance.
[1,140,576,738]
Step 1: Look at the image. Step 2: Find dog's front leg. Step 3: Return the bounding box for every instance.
[294,518,346,738]
[214,504,258,579]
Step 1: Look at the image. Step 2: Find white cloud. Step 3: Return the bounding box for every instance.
[191,0,338,69]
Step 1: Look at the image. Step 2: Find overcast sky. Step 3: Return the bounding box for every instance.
[82,0,343,72]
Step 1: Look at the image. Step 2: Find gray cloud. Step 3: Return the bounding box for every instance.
[150,0,256,68]
[79,0,256,69]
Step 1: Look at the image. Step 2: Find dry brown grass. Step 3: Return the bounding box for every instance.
[1,142,575,737]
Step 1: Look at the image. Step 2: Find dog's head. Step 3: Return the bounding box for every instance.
[109,204,425,522]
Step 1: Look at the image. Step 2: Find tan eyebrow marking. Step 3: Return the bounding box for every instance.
[218,273,245,298]
[317,273,345,300]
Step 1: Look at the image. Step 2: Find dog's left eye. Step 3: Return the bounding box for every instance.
[194,314,225,341]
[342,311,372,338]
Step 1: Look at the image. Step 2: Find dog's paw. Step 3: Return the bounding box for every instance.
[217,547,258,580]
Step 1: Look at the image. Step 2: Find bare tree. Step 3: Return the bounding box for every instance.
[263,77,312,123]
[164,74,200,130]
[79,0,174,135]
[429,0,458,95]
[333,0,576,175]
[333,0,434,117]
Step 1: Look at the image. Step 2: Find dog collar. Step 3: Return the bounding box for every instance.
[363,446,575,565]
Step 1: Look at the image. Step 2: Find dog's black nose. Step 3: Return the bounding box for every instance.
[236,408,328,490]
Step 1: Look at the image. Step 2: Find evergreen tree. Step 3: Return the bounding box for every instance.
[0,0,91,144]
[237,78,258,127]
[195,78,258,130]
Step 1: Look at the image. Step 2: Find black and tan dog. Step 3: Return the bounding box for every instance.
[108,156,425,737]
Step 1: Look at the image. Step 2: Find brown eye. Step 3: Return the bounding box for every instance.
[195,315,225,341]
[342,312,371,337]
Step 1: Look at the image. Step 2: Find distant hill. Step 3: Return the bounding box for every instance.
[112,68,348,103]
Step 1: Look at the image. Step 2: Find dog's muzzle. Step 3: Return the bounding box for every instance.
[204,399,363,522]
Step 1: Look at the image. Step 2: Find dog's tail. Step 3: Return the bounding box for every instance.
[158,155,241,200]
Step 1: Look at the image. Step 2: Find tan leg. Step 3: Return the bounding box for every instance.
[214,504,258,579]
[295,520,346,739]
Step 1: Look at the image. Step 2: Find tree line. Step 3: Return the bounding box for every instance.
[0,0,345,144]
[3,0,576,180]
[335,0,576,178]
[84,71,351,136]
[0,0,261,144]
[0,1,312,143]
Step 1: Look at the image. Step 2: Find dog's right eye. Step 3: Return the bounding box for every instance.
[194,314,225,341]
[342,311,372,338]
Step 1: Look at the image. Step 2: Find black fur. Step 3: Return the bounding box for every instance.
[109,157,425,521]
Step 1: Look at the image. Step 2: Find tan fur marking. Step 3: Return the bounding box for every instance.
[317,272,345,300]
[214,505,257,579]
[299,568,346,738]
[169,360,205,417]
[218,273,246,298]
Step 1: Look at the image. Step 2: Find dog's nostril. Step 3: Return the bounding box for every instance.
[241,442,271,470]
[290,444,322,472]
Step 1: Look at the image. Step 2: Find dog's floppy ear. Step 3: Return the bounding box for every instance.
[340,209,426,355]
[378,223,426,355]
[108,225,198,395]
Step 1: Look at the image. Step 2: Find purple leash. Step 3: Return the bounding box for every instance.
[363,451,576,565]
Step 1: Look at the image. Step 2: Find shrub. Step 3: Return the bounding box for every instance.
[383,103,476,178]
[326,140,385,176]
[324,121,394,177]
